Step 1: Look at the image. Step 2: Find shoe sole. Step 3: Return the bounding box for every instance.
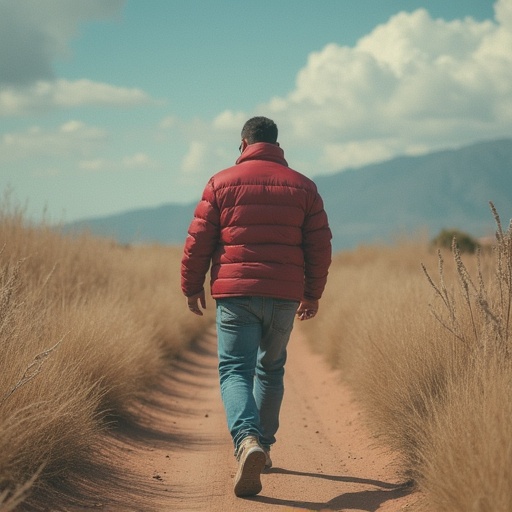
[234,448,266,497]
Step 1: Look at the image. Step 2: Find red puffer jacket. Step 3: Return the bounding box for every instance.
[181,142,332,302]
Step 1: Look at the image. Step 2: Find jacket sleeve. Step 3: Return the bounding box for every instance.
[181,180,220,297]
[302,190,332,301]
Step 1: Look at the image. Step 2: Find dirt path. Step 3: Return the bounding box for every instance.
[104,327,417,511]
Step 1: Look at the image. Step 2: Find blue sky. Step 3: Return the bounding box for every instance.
[1,0,509,223]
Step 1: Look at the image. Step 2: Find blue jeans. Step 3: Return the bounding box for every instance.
[216,297,298,453]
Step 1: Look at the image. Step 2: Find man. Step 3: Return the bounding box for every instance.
[181,116,331,497]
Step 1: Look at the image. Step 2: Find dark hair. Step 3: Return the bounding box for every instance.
[241,116,278,144]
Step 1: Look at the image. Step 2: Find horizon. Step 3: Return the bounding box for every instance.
[67,135,511,220]
[1,0,509,223]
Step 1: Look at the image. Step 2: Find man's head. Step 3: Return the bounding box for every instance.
[240,117,278,145]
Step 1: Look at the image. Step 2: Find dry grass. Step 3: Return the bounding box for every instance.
[0,201,213,511]
[4,191,511,511]
[300,203,512,511]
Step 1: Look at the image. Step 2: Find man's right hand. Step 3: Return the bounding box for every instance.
[187,290,206,316]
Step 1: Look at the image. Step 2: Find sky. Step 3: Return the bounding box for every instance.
[1,0,510,223]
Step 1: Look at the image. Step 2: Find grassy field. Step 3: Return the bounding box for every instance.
[301,203,512,511]
[0,203,213,511]
[1,200,511,511]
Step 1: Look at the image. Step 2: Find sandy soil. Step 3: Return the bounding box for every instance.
[99,327,419,512]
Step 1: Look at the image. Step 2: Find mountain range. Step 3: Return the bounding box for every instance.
[65,138,512,252]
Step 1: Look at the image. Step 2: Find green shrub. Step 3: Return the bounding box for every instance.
[431,228,480,254]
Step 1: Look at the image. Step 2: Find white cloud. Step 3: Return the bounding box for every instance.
[496,0,512,27]
[0,0,124,86]
[182,141,208,173]
[51,79,153,108]
[161,0,512,186]
[357,10,493,77]
[0,121,107,162]
[60,120,86,133]
[159,116,177,130]
[259,0,512,173]
[78,153,158,173]
[0,79,154,116]
[321,140,396,170]
[213,110,246,131]
[79,158,109,172]
[0,1,160,117]
[122,152,157,170]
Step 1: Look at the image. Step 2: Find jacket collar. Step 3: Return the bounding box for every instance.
[236,142,288,166]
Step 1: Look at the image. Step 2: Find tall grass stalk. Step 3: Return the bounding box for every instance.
[300,203,512,511]
[0,203,213,510]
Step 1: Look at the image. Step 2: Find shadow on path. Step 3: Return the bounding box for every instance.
[247,467,415,511]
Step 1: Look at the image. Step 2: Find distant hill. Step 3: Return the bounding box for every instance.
[314,138,512,249]
[65,138,512,251]
[65,201,196,247]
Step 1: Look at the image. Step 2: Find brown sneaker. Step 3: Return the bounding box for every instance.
[233,435,266,497]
